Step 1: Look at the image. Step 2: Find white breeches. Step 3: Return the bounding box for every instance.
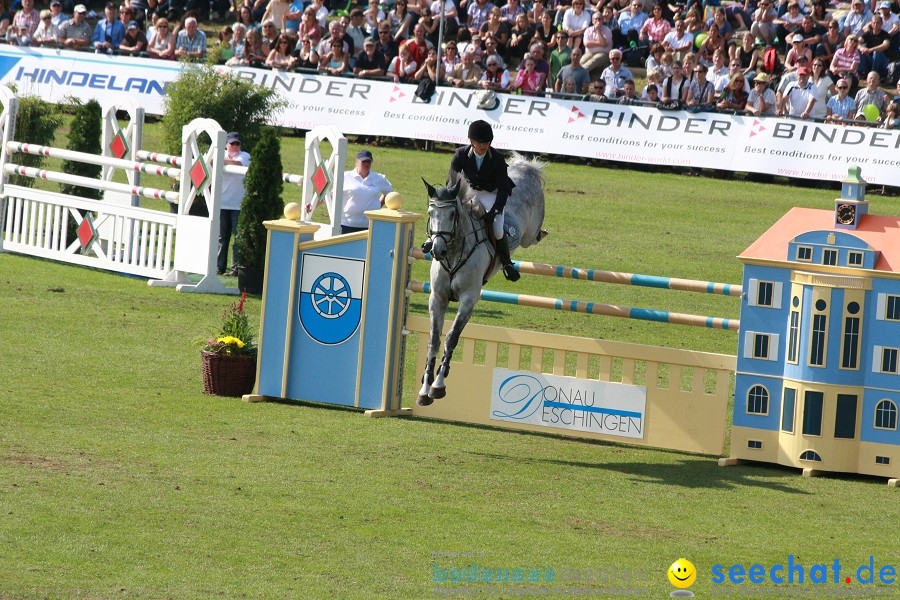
[474,190,504,239]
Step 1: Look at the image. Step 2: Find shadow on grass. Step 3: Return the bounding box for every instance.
[470,451,811,495]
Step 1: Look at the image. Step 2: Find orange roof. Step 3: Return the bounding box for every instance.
[739,207,900,273]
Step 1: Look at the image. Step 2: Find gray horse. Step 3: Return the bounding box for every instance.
[417,152,547,406]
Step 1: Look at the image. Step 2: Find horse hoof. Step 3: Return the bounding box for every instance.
[430,386,447,399]
[416,394,434,406]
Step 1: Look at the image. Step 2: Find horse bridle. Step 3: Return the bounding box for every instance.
[426,199,460,254]
[426,197,488,278]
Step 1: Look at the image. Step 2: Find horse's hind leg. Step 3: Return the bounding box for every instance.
[416,291,449,406]
[430,290,478,399]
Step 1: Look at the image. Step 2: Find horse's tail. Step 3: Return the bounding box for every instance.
[508,151,547,189]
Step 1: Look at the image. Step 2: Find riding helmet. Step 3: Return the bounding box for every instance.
[467,120,493,143]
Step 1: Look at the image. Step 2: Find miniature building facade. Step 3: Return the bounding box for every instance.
[730,168,900,478]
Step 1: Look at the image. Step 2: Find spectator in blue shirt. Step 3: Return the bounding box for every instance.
[92,2,125,52]
[175,16,206,59]
[616,0,648,47]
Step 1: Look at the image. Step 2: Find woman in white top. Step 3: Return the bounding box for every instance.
[808,57,834,120]
[33,10,58,45]
[147,17,175,59]
[561,0,590,50]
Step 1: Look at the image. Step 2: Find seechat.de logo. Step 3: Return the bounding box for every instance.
[668,558,697,597]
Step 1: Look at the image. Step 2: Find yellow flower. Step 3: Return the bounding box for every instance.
[217,336,245,348]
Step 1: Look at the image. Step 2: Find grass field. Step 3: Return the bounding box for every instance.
[2,125,900,599]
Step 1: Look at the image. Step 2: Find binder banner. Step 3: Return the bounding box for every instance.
[3,44,898,185]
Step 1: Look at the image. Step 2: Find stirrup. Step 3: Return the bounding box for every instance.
[502,263,521,282]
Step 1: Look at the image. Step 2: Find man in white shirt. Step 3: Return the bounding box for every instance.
[218,132,251,276]
[663,19,693,60]
[778,65,816,118]
[341,150,393,234]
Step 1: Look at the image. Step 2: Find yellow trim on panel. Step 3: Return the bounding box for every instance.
[282,231,300,399]
[264,219,320,234]
[791,270,872,290]
[379,221,403,412]
[806,287,831,368]
[354,225,376,409]
[297,231,368,251]
[364,208,422,224]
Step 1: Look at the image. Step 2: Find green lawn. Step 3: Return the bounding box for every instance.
[2,130,900,599]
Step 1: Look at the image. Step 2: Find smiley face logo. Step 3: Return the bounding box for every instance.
[668,558,697,589]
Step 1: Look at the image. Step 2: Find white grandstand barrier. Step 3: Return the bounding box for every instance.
[300,126,347,239]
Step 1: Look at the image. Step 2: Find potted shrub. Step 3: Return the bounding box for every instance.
[200,293,257,397]
[234,127,284,294]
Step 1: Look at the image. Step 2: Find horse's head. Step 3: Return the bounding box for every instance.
[423,178,461,261]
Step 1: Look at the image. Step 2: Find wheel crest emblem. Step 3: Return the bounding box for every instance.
[299,254,365,345]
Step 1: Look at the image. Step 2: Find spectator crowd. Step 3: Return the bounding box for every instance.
[4,0,900,124]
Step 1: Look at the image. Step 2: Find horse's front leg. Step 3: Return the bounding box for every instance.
[430,288,479,399]
[416,287,449,406]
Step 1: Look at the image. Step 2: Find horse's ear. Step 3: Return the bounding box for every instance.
[447,179,461,198]
[422,177,437,199]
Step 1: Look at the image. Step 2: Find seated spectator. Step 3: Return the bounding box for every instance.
[260,19,280,49]
[600,48,634,98]
[262,0,291,34]
[390,0,413,42]
[616,0,647,48]
[641,3,671,45]
[555,46,589,93]
[214,25,235,62]
[414,47,444,81]
[59,5,91,49]
[508,12,535,64]
[229,24,247,64]
[512,54,543,94]
[685,6,703,36]
[644,82,660,103]
[298,7,324,48]
[642,70,662,95]
[309,0,328,29]
[268,33,297,68]
[481,7,511,53]
[663,19,694,61]
[501,0,525,23]
[244,28,269,65]
[582,10,612,75]
[175,16,206,59]
[561,0,590,49]
[535,10,558,47]
[320,35,350,74]
[11,0,38,38]
[93,2,125,53]
[645,42,664,75]
[355,37,386,77]
[778,65,816,117]
[318,21,351,58]
[810,0,831,28]
[717,73,749,109]
[119,5,136,30]
[854,71,888,119]
[407,22,434,65]
[817,20,842,64]
[682,52,698,84]
[441,40,461,71]
[859,14,890,79]
[774,1,804,49]
[418,7,440,45]
[750,0,777,45]
[479,54,510,90]
[432,0,460,39]
[746,72,777,115]
[387,42,418,82]
[549,30,572,85]
[364,1,386,32]
[14,24,31,45]
[375,22,400,64]
[519,42,551,89]
[49,1,66,29]
[705,8,732,45]
[147,17,174,58]
[33,10,59,45]
[467,0,494,39]
[883,100,900,128]
[686,63,716,110]
[879,2,900,42]
[447,48,483,87]
[697,23,725,66]
[294,35,320,69]
[795,16,824,55]
[481,35,503,67]
[236,5,258,33]
[826,78,856,121]
[732,32,760,76]
[617,79,639,104]
[589,79,608,101]
[785,34,813,72]
[119,20,147,55]
[843,0,873,38]
[709,48,730,90]
[830,35,862,91]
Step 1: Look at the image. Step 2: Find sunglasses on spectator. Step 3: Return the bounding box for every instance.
[837,85,849,89]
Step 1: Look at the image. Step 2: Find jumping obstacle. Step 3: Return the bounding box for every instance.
[0,88,347,293]
[246,197,739,455]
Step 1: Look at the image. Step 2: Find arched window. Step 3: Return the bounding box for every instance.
[747,385,769,415]
[875,400,898,430]
[799,450,822,462]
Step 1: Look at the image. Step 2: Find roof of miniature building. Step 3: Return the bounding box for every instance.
[843,166,866,184]
[739,207,900,273]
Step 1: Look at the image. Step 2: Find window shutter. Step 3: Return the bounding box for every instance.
[874,345,883,372]
[772,282,783,309]
[748,279,759,307]
[744,331,755,358]
[877,294,886,320]
[769,334,780,361]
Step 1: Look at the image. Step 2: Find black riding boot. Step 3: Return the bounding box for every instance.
[496,236,520,282]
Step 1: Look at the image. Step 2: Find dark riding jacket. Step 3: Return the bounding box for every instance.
[448,146,515,214]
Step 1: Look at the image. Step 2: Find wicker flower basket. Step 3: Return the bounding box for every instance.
[201,350,256,397]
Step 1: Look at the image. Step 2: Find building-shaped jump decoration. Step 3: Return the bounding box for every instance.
[723,167,900,484]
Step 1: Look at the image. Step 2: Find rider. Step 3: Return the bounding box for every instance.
[449,119,520,282]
